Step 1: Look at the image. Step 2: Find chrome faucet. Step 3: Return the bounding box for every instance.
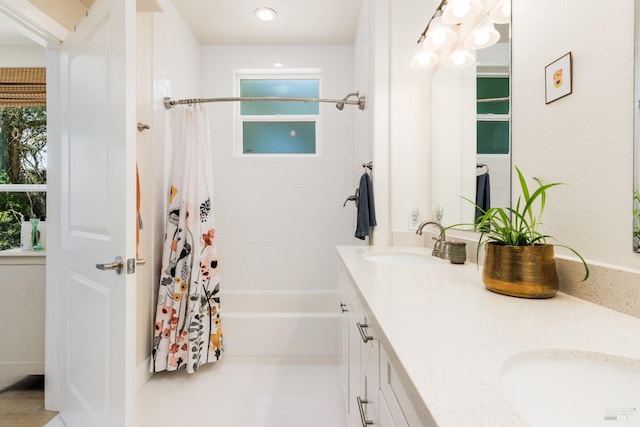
[416,221,448,259]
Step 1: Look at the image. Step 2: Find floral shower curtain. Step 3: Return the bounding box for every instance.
[151,104,222,373]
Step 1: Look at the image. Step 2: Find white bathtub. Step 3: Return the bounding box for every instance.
[221,291,340,363]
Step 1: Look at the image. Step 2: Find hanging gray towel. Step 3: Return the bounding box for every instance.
[475,172,491,222]
[355,171,377,240]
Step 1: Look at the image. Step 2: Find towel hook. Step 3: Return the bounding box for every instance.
[476,163,489,173]
[343,188,359,207]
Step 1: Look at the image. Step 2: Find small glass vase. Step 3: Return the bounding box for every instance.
[30,217,43,251]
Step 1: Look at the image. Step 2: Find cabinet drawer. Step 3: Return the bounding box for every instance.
[380,346,423,427]
[379,388,408,427]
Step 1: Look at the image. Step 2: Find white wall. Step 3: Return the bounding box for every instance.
[512,0,637,269]
[390,0,638,271]
[388,0,432,233]
[377,0,639,313]
[355,0,433,245]
[353,0,373,221]
[0,45,45,66]
[431,66,477,227]
[135,10,154,386]
[201,45,357,292]
[135,0,202,386]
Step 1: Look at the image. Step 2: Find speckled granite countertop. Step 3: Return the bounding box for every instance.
[336,245,640,427]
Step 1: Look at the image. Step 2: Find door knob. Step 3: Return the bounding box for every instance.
[96,256,123,275]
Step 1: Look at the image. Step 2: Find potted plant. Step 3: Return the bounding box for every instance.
[454,166,589,298]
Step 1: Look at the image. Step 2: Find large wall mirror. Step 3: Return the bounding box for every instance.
[634,0,640,252]
[431,10,511,228]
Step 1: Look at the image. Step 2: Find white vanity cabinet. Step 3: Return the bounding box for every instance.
[340,262,380,426]
[339,262,424,427]
[0,250,46,375]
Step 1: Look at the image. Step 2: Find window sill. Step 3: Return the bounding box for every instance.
[0,249,46,265]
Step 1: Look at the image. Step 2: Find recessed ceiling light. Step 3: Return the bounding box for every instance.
[254,7,277,21]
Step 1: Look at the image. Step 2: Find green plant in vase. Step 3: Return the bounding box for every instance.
[451,166,589,298]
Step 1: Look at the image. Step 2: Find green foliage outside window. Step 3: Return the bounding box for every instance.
[0,106,47,250]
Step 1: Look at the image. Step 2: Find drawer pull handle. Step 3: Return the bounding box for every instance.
[340,302,349,313]
[357,396,374,426]
[356,321,373,343]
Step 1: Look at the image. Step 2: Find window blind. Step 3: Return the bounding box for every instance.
[0,68,46,107]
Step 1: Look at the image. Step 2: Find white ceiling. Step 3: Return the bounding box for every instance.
[0,0,363,46]
[170,0,363,45]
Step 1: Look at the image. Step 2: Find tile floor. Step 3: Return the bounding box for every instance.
[136,361,349,427]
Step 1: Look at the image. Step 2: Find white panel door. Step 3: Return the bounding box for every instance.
[58,0,136,426]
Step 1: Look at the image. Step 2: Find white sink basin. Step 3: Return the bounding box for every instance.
[362,252,437,266]
[500,349,640,427]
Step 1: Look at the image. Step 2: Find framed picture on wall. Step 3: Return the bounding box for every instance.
[545,52,573,104]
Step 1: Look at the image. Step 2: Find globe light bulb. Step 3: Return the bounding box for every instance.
[452,1,470,18]
[502,2,511,17]
[422,17,457,50]
[431,31,446,46]
[465,17,499,49]
[442,0,482,25]
[418,53,431,66]
[445,48,474,68]
[410,48,439,69]
[452,51,467,65]
[474,31,490,46]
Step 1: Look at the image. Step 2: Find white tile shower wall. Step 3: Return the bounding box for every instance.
[202,45,358,292]
[152,0,202,282]
[136,0,202,386]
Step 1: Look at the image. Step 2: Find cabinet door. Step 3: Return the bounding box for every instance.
[360,314,379,426]
[348,317,362,427]
[378,390,399,427]
[380,346,423,427]
[339,296,350,409]
[339,261,380,427]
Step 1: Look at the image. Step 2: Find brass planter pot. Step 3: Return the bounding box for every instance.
[482,242,559,299]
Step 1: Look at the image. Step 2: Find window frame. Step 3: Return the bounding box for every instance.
[477,72,510,155]
[234,68,322,158]
[0,103,48,251]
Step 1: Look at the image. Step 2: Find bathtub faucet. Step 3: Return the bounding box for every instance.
[416,221,448,259]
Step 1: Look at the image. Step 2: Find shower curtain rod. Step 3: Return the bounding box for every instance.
[477,97,510,103]
[163,91,366,111]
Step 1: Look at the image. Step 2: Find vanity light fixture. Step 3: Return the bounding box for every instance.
[464,16,499,50]
[441,0,482,25]
[489,0,511,24]
[410,0,508,70]
[410,47,440,69]
[445,48,475,68]
[254,7,277,21]
[422,16,457,49]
